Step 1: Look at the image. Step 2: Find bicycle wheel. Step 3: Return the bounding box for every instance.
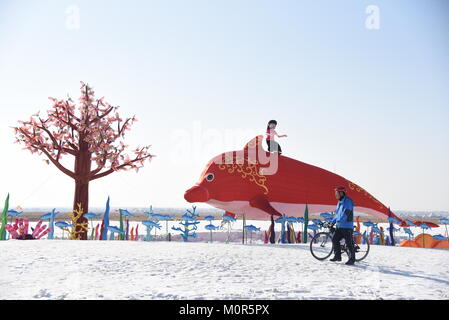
[310,232,334,260]
[353,235,370,261]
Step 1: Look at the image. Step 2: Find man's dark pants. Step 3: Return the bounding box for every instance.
[332,228,355,261]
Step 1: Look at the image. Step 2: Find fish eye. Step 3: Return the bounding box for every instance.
[205,173,215,182]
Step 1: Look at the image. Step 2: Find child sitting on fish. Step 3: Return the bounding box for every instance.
[266,120,287,154]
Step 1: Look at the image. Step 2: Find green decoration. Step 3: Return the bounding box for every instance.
[119,209,124,240]
[0,194,10,240]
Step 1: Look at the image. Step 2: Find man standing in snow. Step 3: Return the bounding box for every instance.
[330,186,356,265]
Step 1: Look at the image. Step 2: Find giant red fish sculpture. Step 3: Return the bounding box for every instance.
[184,136,402,222]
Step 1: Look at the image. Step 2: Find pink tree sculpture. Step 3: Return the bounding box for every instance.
[14,82,154,239]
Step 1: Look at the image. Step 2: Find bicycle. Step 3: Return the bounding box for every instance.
[310,221,370,262]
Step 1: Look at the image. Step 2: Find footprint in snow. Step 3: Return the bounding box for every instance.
[34,289,52,299]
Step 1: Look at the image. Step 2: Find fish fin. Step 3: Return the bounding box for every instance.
[249,194,282,216]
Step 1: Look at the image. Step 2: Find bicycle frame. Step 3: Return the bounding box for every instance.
[310,221,369,261]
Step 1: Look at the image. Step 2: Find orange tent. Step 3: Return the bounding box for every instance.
[414,234,438,248]
[432,240,449,249]
[399,240,419,247]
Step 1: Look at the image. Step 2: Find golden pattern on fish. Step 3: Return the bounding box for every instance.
[347,181,385,210]
[218,158,269,195]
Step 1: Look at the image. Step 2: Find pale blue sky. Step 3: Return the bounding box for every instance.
[0,0,448,211]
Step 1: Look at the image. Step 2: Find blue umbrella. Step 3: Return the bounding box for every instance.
[363,221,374,227]
[204,217,219,242]
[144,210,174,239]
[307,224,320,231]
[439,218,449,239]
[320,212,333,219]
[275,216,287,223]
[7,209,23,217]
[84,212,101,239]
[55,221,72,239]
[387,226,400,232]
[419,223,432,247]
[275,216,288,243]
[371,225,383,245]
[108,226,124,240]
[363,221,375,242]
[84,212,101,219]
[142,220,162,229]
[118,209,135,218]
[285,216,298,223]
[205,224,220,231]
[420,223,430,230]
[433,234,448,241]
[222,214,236,223]
[405,219,417,227]
[244,224,261,243]
[144,206,174,221]
[403,227,414,239]
[388,217,401,225]
[55,221,72,229]
[244,225,261,232]
[142,220,162,241]
[372,226,383,234]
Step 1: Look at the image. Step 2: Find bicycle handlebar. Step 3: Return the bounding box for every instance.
[318,221,335,229]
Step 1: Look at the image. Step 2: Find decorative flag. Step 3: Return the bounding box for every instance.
[100,197,110,241]
[0,194,10,240]
[269,215,275,244]
[388,207,395,246]
[302,204,309,243]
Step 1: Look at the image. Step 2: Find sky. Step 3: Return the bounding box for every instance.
[0,0,448,211]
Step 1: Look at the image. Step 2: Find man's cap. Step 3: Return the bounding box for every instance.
[334,186,347,192]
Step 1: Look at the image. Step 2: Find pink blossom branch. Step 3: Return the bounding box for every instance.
[90,152,153,181]
[17,128,75,179]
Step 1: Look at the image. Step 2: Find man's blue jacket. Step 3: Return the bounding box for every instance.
[331,195,354,229]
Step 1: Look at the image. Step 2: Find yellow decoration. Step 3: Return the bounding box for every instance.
[68,203,89,240]
[347,181,385,210]
[218,159,269,194]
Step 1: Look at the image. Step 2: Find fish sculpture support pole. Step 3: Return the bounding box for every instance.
[48,209,56,239]
[145,226,152,241]
[242,214,246,244]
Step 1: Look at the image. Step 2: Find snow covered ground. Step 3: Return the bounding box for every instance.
[0,240,448,300]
